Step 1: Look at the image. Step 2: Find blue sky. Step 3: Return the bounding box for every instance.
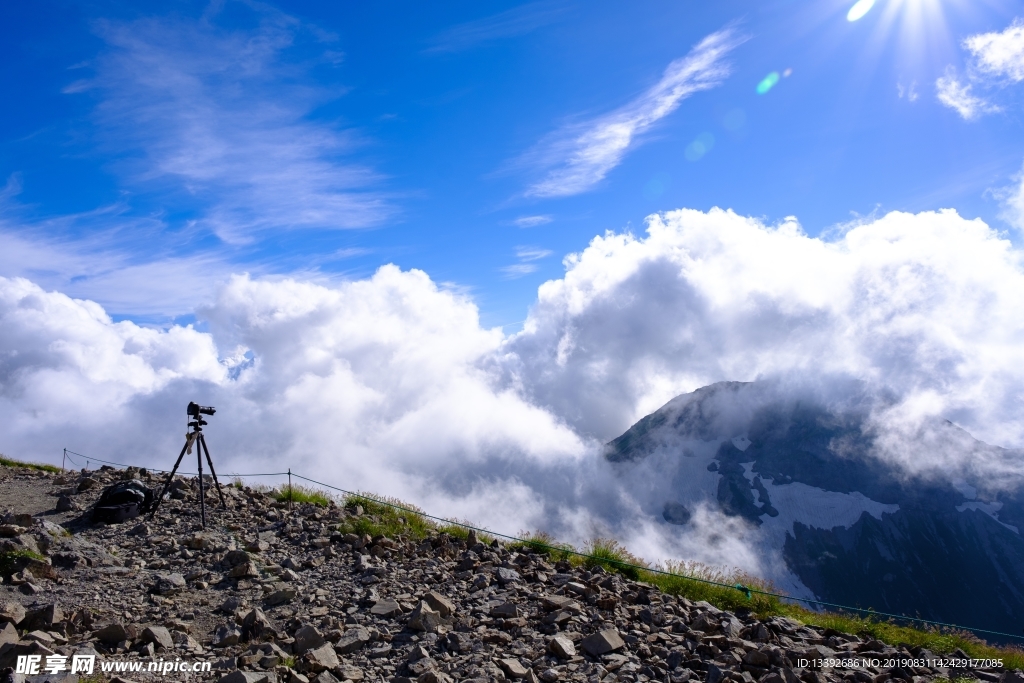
[2,0,1023,328]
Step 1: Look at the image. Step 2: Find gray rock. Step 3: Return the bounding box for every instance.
[142,626,174,650]
[579,629,624,657]
[0,602,26,625]
[224,550,252,567]
[0,621,18,647]
[152,572,186,595]
[742,649,770,668]
[417,673,452,683]
[495,567,520,585]
[705,663,724,683]
[218,671,276,683]
[294,625,326,654]
[407,658,437,677]
[213,625,242,648]
[302,643,340,673]
[94,622,130,643]
[56,494,77,512]
[312,672,338,683]
[370,598,402,618]
[490,602,520,618]
[499,659,529,679]
[241,608,272,641]
[548,634,576,659]
[334,627,371,654]
[422,591,455,618]
[334,665,364,682]
[264,588,296,606]
[407,601,442,632]
[230,561,259,578]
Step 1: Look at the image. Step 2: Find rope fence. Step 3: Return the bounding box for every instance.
[37,448,1024,643]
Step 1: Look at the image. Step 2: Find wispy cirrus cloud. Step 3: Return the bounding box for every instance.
[513,214,553,228]
[425,1,571,54]
[523,27,745,199]
[935,68,1001,120]
[500,245,553,278]
[75,4,394,244]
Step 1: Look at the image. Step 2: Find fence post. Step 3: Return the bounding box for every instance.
[62,449,66,472]
[288,468,292,512]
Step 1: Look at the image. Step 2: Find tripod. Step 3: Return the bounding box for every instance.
[150,403,227,529]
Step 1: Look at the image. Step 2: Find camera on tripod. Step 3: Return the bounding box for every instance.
[188,402,216,417]
[150,401,227,528]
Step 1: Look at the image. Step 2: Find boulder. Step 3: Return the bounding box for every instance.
[579,629,625,657]
[499,659,529,679]
[490,602,520,618]
[95,622,130,643]
[294,625,327,655]
[334,627,371,655]
[407,602,442,632]
[0,602,26,625]
[151,573,186,596]
[547,634,576,659]
[301,643,340,673]
[142,625,174,650]
[370,598,402,619]
[422,591,455,618]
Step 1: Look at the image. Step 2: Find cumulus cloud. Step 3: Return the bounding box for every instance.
[3,206,1024,572]
[935,67,1000,120]
[964,18,1024,82]
[503,208,1024,452]
[524,28,744,198]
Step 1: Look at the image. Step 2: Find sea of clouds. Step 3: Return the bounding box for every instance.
[2,206,1024,574]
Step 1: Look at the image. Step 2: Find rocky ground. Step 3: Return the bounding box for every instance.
[1,464,1021,683]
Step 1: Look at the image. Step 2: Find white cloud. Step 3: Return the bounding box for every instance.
[81,6,393,243]
[995,163,1024,232]
[964,18,1024,82]
[524,28,745,198]
[4,205,1024,572]
[425,1,570,54]
[513,215,553,228]
[935,67,1001,120]
[501,263,538,278]
[503,208,1024,454]
[516,246,553,261]
[897,80,918,102]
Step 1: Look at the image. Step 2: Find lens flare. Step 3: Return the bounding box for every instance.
[756,72,780,95]
[685,133,715,161]
[846,0,875,22]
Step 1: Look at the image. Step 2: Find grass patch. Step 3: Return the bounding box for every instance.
[0,549,46,576]
[272,484,332,507]
[337,493,437,540]
[0,455,61,473]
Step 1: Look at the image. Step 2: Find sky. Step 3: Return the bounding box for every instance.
[2,0,1023,327]
[3,0,1024,571]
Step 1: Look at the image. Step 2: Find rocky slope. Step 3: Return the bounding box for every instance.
[1,463,1021,683]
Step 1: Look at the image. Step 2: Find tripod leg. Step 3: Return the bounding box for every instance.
[150,439,191,519]
[199,433,228,510]
[197,438,206,529]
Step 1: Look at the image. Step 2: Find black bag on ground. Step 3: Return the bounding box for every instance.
[91,479,155,524]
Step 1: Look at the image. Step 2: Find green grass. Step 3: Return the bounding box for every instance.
[272,484,332,507]
[0,455,61,473]
[336,493,437,540]
[0,549,46,576]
